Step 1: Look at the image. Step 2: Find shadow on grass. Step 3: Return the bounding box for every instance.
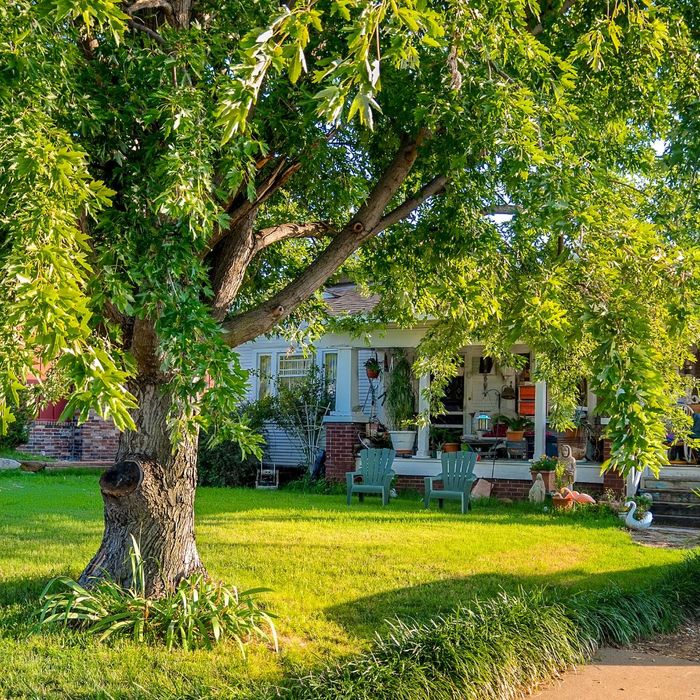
[0,574,52,635]
[323,562,688,643]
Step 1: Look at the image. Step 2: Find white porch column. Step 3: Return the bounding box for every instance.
[534,380,547,458]
[325,346,368,424]
[416,371,431,458]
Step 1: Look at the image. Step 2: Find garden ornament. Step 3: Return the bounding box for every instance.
[623,500,653,530]
[559,444,577,488]
[528,473,547,503]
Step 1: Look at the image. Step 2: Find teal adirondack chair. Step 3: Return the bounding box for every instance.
[424,451,477,514]
[346,448,396,506]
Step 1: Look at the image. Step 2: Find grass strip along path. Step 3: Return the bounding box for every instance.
[0,471,696,699]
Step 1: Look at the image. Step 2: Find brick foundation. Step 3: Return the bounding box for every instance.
[21,420,80,460]
[602,468,625,497]
[21,411,119,462]
[80,413,120,461]
[325,422,366,482]
[393,475,603,498]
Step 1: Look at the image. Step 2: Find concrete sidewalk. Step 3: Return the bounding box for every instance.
[531,647,700,699]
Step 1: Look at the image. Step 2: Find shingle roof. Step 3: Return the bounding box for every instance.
[323,283,379,316]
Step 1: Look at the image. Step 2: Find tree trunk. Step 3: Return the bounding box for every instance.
[79,381,204,597]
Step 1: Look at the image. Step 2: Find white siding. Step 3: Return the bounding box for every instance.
[236,342,394,466]
[261,422,306,468]
[236,339,315,468]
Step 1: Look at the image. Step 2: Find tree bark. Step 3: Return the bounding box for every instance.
[79,381,204,597]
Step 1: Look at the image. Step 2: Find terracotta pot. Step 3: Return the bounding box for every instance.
[552,493,575,510]
[365,368,380,379]
[442,442,460,453]
[506,430,525,441]
[531,469,555,491]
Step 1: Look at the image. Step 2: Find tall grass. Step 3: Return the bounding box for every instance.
[284,553,700,700]
[39,537,277,653]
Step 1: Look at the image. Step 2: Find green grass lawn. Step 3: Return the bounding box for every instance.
[0,471,693,699]
[0,448,56,462]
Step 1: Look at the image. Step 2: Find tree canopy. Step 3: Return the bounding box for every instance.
[1,0,699,476]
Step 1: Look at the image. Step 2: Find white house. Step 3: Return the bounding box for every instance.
[237,282,615,497]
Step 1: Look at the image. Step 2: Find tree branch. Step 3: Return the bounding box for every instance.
[126,0,173,16]
[126,19,165,44]
[373,175,448,235]
[222,132,426,347]
[207,159,300,253]
[484,204,520,216]
[255,221,335,251]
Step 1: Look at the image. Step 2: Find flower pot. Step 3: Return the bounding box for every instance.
[389,430,416,455]
[365,368,380,379]
[506,430,525,441]
[552,493,575,510]
[442,442,460,453]
[531,470,555,491]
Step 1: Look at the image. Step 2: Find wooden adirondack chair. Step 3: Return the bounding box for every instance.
[424,451,477,514]
[346,448,396,506]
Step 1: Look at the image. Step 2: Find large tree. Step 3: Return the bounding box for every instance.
[1,0,699,595]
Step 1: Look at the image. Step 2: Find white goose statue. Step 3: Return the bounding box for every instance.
[623,500,653,530]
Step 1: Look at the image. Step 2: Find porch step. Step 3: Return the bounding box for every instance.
[647,500,700,516]
[652,512,700,529]
[642,488,700,505]
[642,477,700,494]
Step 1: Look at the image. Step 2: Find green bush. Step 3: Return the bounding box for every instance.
[197,438,261,487]
[197,405,266,487]
[39,537,277,653]
[0,401,32,450]
[283,553,700,700]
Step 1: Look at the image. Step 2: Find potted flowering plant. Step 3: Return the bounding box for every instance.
[530,454,558,492]
[364,357,381,379]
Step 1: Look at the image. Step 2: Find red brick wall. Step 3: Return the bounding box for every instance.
[21,411,118,462]
[602,468,625,496]
[21,420,79,460]
[80,413,120,461]
[325,422,365,482]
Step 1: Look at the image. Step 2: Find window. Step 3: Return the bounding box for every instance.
[257,354,272,400]
[323,352,338,410]
[277,354,312,388]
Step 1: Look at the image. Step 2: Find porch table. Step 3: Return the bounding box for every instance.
[461,436,505,457]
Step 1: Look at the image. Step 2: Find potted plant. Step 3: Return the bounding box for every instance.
[502,416,533,442]
[530,454,558,491]
[385,350,417,455]
[364,356,381,379]
[442,440,460,453]
[430,426,460,453]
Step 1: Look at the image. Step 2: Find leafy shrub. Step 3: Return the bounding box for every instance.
[198,438,260,487]
[39,537,277,653]
[284,553,700,700]
[198,404,266,487]
[0,401,32,450]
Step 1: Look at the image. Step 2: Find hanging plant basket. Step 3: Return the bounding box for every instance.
[364,357,381,379]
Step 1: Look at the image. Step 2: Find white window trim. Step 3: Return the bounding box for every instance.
[255,352,273,401]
